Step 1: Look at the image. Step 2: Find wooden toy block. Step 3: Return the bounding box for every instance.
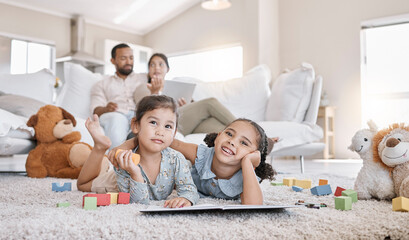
[52,182,72,192]
[82,194,111,206]
[334,186,346,196]
[56,202,70,207]
[294,179,312,189]
[83,197,97,210]
[115,149,140,165]
[310,184,332,196]
[341,189,358,203]
[319,179,328,186]
[118,192,130,204]
[283,177,296,187]
[108,192,119,204]
[392,196,409,212]
[335,196,352,211]
[270,182,284,186]
[292,186,303,192]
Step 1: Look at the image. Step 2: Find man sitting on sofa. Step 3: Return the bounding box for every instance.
[90,43,162,149]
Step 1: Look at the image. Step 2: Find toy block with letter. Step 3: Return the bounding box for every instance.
[335,196,352,211]
[334,186,346,196]
[82,194,110,206]
[341,189,358,203]
[292,186,303,192]
[392,196,409,212]
[311,184,332,196]
[83,197,97,210]
[118,192,130,204]
[294,179,312,189]
[115,149,140,165]
[283,177,296,187]
[108,192,119,204]
[52,182,72,192]
[319,179,328,186]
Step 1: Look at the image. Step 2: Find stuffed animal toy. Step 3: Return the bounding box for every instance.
[373,123,409,198]
[349,120,395,200]
[26,105,109,179]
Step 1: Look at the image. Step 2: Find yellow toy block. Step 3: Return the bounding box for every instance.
[392,196,409,212]
[283,177,296,187]
[319,179,328,186]
[108,192,119,204]
[294,179,312,189]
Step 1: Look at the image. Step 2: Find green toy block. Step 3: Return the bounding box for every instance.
[56,202,70,207]
[270,182,284,186]
[335,196,352,211]
[341,189,358,203]
[83,197,97,210]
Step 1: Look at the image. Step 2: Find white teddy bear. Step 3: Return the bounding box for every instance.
[349,120,395,200]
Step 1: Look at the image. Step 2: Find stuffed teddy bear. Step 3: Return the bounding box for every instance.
[373,123,409,198]
[26,105,109,179]
[349,120,395,200]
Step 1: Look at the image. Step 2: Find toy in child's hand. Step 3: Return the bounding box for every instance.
[349,120,395,200]
[115,149,140,165]
[373,123,409,198]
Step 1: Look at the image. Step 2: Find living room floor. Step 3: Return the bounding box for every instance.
[0,155,363,178]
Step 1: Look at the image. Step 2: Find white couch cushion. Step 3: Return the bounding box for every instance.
[0,69,55,104]
[56,62,103,119]
[0,109,34,138]
[188,64,272,122]
[265,63,315,122]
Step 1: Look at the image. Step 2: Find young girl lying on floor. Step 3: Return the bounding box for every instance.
[111,118,276,204]
[77,95,199,208]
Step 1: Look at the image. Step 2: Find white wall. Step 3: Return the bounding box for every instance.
[279,0,409,158]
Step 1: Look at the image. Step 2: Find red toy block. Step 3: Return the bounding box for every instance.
[118,192,130,204]
[334,186,346,197]
[82,194,110,206]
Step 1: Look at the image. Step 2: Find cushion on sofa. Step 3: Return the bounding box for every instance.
[0,69,55,104]
[0,109,34,138]
[265,63,315,122]
[187,64,272,122]
[0,91,47,118]
[56,62,103,119]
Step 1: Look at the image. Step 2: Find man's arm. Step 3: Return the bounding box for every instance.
[93,102,118,117]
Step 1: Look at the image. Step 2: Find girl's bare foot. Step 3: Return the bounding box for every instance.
[86,114,111,151]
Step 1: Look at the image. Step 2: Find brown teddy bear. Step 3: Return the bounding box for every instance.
[373,123,409,198]
[26,105,98,179]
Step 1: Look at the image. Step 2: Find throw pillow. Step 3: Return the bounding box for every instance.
[265,63,315,122]
[0,108,34,138]
[0,91,47,118]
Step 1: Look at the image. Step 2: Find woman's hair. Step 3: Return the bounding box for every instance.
[204,118,276,182]
[147,53,170,83]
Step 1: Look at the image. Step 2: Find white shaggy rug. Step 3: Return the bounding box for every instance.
[0,173,408,240]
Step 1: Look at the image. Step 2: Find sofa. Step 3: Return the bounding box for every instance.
[0,62,324,172]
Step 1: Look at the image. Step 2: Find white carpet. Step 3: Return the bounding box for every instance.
[0,173,408,239]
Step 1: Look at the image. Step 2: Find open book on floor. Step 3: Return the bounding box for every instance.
[140,204,302,213]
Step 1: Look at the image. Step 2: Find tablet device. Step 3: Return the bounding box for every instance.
[162,80,196,103]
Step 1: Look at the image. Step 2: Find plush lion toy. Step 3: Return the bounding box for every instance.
[25,105,92,179]
[373,123,409,198]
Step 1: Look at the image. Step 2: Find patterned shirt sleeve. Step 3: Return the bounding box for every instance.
[173,151,200,205]
[114,166,150,204]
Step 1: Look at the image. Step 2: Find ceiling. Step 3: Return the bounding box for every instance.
[0,0,201,35]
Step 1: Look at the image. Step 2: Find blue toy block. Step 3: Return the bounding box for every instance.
[52,182,72,192]
[292,186,303,192]
[310,184,332,196]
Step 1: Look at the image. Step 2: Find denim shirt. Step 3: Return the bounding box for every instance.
[190,144,245,200]
[114,147,199,205]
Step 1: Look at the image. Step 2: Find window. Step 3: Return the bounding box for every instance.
[10,39,54,74]
[167,45,243,82]
[361,22,409,128]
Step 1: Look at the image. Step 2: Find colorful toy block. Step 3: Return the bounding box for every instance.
[310,184,332,196]
[335,196,352,211]
[392,196,409,212]
[118,192,130,204]
[341,189,358,203]
[52,182,72,192]
[56,202,70,207]
[108,192,119,204]
[334,186,346,197]
[83,197,97,210]
[82,194,110,206]
[271,182,284,186]
[294,179,312,189]
[319,179,328,186]
[283,177,296,187]
[292,186,303,192]
[115,149,140,165]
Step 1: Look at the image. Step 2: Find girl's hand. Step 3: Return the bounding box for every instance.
[147,74,164,94]
[242,150,261,168]
[116,150,143,182]
[164,197,192,208]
